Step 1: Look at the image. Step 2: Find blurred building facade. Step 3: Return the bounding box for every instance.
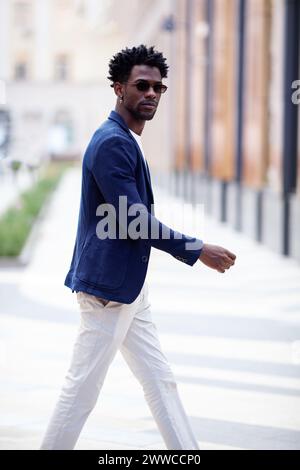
[119,0,300,263]
[0,0,299,263]
[0,0,124,166]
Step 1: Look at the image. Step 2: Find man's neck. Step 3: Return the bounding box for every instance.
[115,103,145,136]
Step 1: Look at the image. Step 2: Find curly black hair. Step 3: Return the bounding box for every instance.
[107,44,169,87]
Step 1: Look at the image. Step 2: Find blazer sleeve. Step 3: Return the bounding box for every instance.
[90,135,203,266]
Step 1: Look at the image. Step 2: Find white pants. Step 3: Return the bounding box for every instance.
[40,282,199,450]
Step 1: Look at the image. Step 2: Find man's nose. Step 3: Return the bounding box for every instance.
[144,86,157,99]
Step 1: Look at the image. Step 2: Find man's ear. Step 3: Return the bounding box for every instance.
[114,82,124,99]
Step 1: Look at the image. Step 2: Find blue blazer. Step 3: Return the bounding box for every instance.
[64,110,203,304]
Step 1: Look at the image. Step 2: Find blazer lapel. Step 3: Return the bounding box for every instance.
[108,111,154,203]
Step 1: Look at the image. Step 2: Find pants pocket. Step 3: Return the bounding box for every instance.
[95,296,110,307]
[76,291,109,311]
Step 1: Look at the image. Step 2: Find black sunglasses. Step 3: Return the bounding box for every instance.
[127,80,168,94]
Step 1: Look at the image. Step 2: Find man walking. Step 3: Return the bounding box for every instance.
[41,45,236,450]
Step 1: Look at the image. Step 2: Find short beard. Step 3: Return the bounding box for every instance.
[126,105,156,121]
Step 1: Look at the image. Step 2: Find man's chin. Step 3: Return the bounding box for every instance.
[130,108,157,121]
[138,110,156,121]
[143,114,155,121]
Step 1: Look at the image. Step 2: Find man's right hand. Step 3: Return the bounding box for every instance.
[199,243,236,273]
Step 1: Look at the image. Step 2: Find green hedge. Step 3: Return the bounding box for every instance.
[0,162,71,257]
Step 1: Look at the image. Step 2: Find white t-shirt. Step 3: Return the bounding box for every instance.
[129,129,146,162]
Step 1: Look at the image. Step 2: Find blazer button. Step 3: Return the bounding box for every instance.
[142,256,148,263]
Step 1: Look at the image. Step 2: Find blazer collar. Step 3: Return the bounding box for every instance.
[108,110,130,134]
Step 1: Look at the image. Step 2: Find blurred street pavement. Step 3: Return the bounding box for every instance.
[0,166,300,450]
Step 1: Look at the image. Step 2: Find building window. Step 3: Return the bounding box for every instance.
[14,62,28,80]
[75,0,86,16]
[0,110,11,159]
[13,1,33,36]
[54,54,70,81]
[48,110,74,157]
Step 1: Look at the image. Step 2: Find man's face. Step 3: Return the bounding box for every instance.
[119,65,164,121]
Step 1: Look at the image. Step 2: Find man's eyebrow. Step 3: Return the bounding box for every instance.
[135,78,162,83]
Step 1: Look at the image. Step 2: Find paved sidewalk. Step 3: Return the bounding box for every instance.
[0,167,300,450]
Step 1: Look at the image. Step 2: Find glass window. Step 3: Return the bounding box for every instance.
[13,1,33,34]
[14,62,28,80]
[54,55,69,81]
